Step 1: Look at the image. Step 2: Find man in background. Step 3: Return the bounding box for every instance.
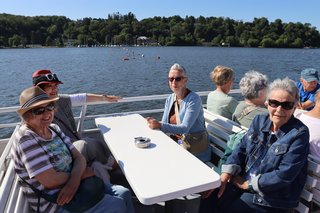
[295,68,320,110]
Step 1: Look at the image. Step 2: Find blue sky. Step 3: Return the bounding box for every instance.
[1,0,319,30]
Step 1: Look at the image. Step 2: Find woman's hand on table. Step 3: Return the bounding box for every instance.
[146,117,161,129]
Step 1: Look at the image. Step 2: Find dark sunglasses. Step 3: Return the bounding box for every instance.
[168,77,185,82]
[32,103,55,115]
[268,99,295,110]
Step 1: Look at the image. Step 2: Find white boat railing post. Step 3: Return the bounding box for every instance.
[77,104,88,137]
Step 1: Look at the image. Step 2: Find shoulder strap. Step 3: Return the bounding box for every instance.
[19,177,41,213]
[174,94,181,125]
[236,105,259,121]
[49,126,73,160]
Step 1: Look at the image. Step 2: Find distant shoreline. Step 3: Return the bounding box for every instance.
[1,45,319,49]
[1,13,320,49]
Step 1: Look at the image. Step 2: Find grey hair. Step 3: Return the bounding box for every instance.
[170,63,187,75]
[239,71,268,99]
[266,77,299,103]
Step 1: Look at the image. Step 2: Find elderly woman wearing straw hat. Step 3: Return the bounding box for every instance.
[11,86,134,213]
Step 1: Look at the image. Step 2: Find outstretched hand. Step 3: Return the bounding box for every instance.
[103,95,122,102]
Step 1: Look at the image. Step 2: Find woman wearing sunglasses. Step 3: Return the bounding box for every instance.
[12,86,133,213]
[32,69,121,183]
[146,63,211,162]
[200,77,309,213]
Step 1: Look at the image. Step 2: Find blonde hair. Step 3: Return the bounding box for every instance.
[210,65,234,86]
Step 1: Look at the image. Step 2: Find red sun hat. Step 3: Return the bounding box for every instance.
[32,69,63,86]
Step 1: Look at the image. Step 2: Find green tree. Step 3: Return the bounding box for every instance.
[9,34,22,47]
[260,37,275,47]
[247,38,260,47]
[0,13,320,48]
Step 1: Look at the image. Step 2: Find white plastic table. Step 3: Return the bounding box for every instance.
[95,113,221,205]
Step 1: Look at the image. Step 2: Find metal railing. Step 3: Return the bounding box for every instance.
[0,89,241,141]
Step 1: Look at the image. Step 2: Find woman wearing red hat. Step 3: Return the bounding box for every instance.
[32,69,121,182]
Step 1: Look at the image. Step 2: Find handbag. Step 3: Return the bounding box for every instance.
[181,130,209,154]
[20,126,105,213]
[174,95,209,155]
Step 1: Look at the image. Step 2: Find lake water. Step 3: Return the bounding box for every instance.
[1,46,320,137]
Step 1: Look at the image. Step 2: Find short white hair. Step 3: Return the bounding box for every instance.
[239,71,268,99]
[267,77,299,103]
[170,63,187,75]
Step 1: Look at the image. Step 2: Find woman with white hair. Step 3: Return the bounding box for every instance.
[146,63,211,162]
[232,71,269,128]
[200,77,309,213]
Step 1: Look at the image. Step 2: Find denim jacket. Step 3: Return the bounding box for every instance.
[222,114,309,209]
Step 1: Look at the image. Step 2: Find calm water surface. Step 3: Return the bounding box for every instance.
[0,47,319,137]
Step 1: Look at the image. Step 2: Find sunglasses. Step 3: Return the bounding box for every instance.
[33,73,60,85]
[168,77,185,82]
[42,73,59,81]
[268,99,295,110]
[31,103,55,115]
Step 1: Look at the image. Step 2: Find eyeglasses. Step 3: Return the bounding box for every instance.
[268,99,295,110]
[31,103,55,115]
[168,77,185,82]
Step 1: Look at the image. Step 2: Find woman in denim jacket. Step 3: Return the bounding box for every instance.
[200,78,309,213]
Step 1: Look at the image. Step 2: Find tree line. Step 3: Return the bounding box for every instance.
[1,12,320,48]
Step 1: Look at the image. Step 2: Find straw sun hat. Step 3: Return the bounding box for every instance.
[17,86,59,116]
